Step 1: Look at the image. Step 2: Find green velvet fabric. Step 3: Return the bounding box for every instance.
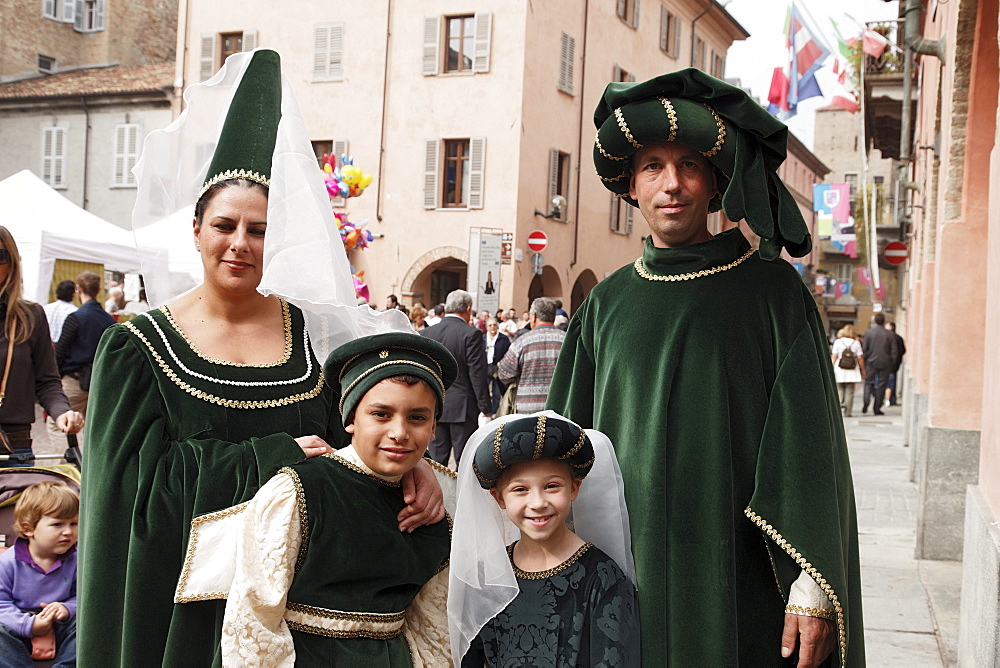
[203,49,281,191]
[593,68,810,260]
[547,229,863,666]
[78,305,337,667]
[285,455,450,665]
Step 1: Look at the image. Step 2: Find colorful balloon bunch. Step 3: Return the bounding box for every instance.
[335,212,373,252]
[322,153,373,199]
[352,269,370,303]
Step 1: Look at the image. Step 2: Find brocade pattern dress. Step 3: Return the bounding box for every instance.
[463,542,639,668]
[78,300,336,667]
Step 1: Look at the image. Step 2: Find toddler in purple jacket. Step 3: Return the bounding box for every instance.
[0,481,77,667]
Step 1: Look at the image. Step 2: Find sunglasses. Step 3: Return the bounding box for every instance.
[0,249,9,265]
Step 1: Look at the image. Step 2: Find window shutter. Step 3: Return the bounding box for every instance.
[313,26,330,79]
[41,128,53,184]
[42,127,66,188]
[629,72,636,83]
[242,30,257,52]
[609,195,620,232]
[558,32,575,94]
[473,12,491,73]
[61,0,74,22]
[625,205,634,234]
[616,0,627,20]
[632,0,640,29]
[329,24,343,80]
[613,64,622,82]
[200,34,217,81]
[422,16,440,76]
[43,0,56,19]
[94,0,104,30]
[113,125,126,186]
[548,148,560,206]
[468,137,486,209]
[113,124,140,187]
[660,7,668,52]
[672,17,682,58]
[73,0,84,30]
[331,138,349,207]
[423,139,439,209]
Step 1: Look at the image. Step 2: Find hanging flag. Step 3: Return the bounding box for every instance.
[862,28,889,58]
[835,281,852,298]
[857,267,871,285]
[767,3,830,120]
[830,18,861,59]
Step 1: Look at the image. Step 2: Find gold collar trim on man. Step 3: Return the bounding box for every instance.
[634,248,756,282]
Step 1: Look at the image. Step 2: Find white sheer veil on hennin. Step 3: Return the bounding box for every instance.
[447,410,636,664]
[130,49,411,361]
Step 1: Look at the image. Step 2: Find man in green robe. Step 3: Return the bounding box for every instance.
[547,70,864,667]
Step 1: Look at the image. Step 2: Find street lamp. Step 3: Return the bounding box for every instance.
[534,194,567,219]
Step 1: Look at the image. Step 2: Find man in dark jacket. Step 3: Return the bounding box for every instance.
[420,289,492,466]
[861,313,899,415]
[50,271,115,444]
[885,322,906,406]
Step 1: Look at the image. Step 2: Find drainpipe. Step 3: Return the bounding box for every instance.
[904,0,945,62]
[81,97,90,210]
[376,0,393,224]
[569,0,589,268]
[690,1,713,66]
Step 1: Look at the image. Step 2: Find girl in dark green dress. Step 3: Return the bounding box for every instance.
[450,414,640,667]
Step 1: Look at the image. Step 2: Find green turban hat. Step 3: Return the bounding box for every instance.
[199,49,282,199]
[593,68,811,260]
[324,332,458,424]
[473,414,595,489]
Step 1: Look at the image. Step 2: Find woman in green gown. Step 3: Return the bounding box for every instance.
[77,50,441,667]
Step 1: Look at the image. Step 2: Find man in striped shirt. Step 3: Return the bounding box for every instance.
[497,298,565,413]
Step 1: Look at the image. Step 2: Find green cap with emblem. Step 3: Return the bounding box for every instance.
[472,414,595,489]
[199,49,281,200]
[324,332,458,424]
[593,67,810,261]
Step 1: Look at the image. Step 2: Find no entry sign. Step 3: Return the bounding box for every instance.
[884,241,908,265]
[527,230,548,252]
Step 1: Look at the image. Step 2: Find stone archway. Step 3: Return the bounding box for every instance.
[527,265,562,305]
[402,246,469,307]
[570,269,598,315]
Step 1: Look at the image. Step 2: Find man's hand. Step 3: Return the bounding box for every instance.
[781,613,835,667]
[397,459,445,533]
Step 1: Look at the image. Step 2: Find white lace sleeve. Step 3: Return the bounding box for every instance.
[221,471,303,668]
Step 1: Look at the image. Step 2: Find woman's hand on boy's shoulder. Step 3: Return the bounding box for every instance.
[397,459,445,533]
[295,435,334,458]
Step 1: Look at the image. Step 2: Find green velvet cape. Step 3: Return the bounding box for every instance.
[547,229,863,666]
[78,303,336,667]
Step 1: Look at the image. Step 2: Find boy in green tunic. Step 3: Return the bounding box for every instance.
[174,332,459,666]
[449,414,639,667]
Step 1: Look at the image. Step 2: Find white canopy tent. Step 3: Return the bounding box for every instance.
[133,205,203,304]
[0,170,167,303]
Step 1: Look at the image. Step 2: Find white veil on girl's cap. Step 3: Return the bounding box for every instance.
[447,410,636,664]
[130,49,411,361]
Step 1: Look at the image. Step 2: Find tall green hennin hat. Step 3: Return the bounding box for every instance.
[198,49,282,200]
[324,332,458,424]
[593,68,811,261]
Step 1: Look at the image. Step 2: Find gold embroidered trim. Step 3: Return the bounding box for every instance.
[509,542,593,580]
[558,429,587,460]
[425,458,458,480]
[161,299,293,368]
[614,192,631,199]
[785,604,836,621]
[324,452,401,488]
[660,97,679,142]
[493,422,506,471]
[746,507,847,668]
[598,172,628,182]
[570,455,596,470]
[123,321,325,409]
[634,248,756,282]
[595,131,627,161]
[338,360,445,413]
[701,104,726,158]
[174,500,251,603]
[198,168,270,200]
[533,415,547,459]
[340,346,444,381]
[286,619,403,640]
[278,467,310,573]
[286,602,405,624]
[473,460,492,486]
[614,107,642,149]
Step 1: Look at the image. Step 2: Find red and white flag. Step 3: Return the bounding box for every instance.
[862,29,889,58]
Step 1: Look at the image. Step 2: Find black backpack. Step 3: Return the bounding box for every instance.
[838,341,858,370]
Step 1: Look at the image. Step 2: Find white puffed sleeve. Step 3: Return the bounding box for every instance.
[221,471,303,668]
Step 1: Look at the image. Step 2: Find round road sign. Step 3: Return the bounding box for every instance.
[527,230,548,252]
[884,241,908,265]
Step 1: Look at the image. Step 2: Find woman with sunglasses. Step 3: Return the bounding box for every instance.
[0,227,84,464]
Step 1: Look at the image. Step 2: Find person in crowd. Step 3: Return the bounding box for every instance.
[498,309,519,339]
[0,482,78,667]
[426,304,444,327]
[861,313,899,415]
[419,289,492,466]
[48,271,115,446]
[0,228,82,466]
[176,333,457,666]
[831,325,866,418]
[385,294,400,311]
[449,413,638,666]
[885,321,906,406]
[43,281,76,344]
[122,288,150,315]
[547,69,863,666]
[517,311,531,329]
[103,286,125,314]
[78,50,444,667]
[409,305,428,332]
[483,318,510,414]
[552,299,568,319]
[498,298,565,413]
